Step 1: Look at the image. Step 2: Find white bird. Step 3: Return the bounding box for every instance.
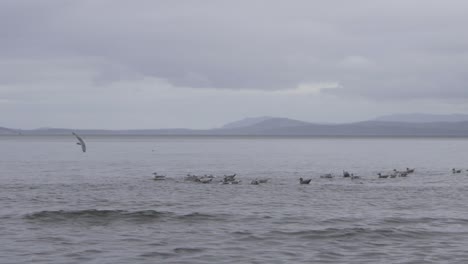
[72,132,86,152]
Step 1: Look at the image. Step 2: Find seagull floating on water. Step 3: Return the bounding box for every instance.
[72,132,86,152]
[299,177,312,184]
[320,173,334,179]
[199,177,213,184]
[152,172,166,181]
[251,178,268,185]
[223,174,240,184]
[377,173,389,179]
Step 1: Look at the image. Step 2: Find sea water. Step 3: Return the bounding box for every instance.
[1,136,468,263]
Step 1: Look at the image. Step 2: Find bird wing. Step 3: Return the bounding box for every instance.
[72,132,86,152]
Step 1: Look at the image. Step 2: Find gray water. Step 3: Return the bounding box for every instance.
[2,136,468,263]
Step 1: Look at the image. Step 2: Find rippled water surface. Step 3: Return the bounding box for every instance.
[2,136,468,263]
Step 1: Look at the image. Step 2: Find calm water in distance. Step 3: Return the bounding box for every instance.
[1,135,468,263]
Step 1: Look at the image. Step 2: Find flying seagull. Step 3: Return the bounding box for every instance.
[72,132,86,152]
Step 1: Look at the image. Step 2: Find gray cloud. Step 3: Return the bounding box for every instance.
[2,0,468,129]
[1,0,468,99]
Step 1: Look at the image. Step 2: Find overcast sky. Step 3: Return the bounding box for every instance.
[1,0,468,129]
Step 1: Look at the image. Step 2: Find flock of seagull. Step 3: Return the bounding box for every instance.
[152,168,418,185]
[376,168,415,179]
[152,172,268,185]
[452,168,468,174]
[71,133,468,184]
[152,168,468,184]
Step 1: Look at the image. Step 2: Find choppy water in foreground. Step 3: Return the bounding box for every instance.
[2,136,468,263]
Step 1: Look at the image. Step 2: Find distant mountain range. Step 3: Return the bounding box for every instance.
[221,116,274,129]
[374,113,468,123]
[2,114,468,136]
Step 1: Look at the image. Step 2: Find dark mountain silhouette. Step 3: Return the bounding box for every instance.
[0,127,20,135]
[2,116,468,136]
[221,116,273,129]
[374,113,468,123]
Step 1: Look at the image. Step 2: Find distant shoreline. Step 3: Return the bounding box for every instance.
[2,134,468,139]
[3,117,468,137]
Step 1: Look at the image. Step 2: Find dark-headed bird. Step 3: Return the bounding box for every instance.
[299,177,312,184]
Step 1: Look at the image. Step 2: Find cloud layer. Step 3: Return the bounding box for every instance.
[1,0,468,128]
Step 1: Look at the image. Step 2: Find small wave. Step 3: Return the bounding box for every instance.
[24,209,227,225]
[269,227,449,240]
[380,216,468,225]
[177,212,227,222]
[319,217,363,225]
[24,209,171,224]
[173,247,205,254]
[380,217,439,224]
[140,251,175,258]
